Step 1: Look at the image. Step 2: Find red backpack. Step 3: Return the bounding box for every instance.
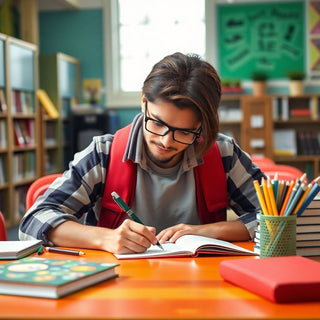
[98,124,228,228]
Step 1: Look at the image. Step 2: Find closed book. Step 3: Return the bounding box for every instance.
[306,196,320,209]
[0,257,118,299]
[297,215,320,225]
[0,240,43,260]
[219,256,320,303]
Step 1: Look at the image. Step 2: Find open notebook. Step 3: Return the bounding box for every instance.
[115,235,256,259]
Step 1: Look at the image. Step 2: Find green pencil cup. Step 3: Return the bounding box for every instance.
[259,214,296,258]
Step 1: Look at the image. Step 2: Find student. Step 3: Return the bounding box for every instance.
[19,52,265,254]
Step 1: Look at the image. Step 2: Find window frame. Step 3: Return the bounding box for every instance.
[103,0,217,108]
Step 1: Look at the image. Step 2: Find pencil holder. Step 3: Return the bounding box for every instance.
[259,214,296,258]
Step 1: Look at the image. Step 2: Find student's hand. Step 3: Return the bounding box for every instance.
[103,219,158,254]
[157,223,200,244]
[157,220,251,244]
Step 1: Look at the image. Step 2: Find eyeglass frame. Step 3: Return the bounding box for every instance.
[144,100,202,145]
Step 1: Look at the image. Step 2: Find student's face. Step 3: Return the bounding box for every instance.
[141,95,201,168]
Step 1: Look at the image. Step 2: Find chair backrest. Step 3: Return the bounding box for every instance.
[251,156,304,181]
[0,210,8,241]
[26,174,62,211]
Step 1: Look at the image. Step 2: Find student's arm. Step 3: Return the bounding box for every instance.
[47,219,159,254]
[19,134,159,254]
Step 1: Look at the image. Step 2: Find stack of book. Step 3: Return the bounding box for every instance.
[296,195,320,256]
[253,175,320,256]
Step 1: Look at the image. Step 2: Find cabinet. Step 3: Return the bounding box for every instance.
[219,94,320,181]
[0,33,40,227]
[39,53,80,174]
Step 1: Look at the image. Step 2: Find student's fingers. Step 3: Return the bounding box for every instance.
[119,220,158,251]
[157,224,194,243]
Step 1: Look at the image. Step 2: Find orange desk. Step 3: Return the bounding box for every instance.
[0,243,320,320]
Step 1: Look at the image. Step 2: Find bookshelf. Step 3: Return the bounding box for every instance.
[0,33,40,227]
[219,95,242,145]
[220,94,320,181]
[272,95,320,180]
[39,53,80,174]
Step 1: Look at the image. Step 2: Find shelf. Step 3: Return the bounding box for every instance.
[0,33,40,227]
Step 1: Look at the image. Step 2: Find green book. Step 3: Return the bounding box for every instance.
[0,257,118,299]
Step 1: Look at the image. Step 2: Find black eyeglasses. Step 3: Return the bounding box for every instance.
[144,101,202,145]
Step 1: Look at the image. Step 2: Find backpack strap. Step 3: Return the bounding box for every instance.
[98,125,228,228]
[98,124,136,228]
[194,142,228,224]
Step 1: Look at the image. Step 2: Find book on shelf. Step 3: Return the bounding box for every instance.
[309,96,320,120]
[114,234,257,260]
[13,121,25,147]
[219,255,320,303]
[290,108,312,118]
[0,88,7,113]
[0,157,5,185]
[272,96,289,120]
[37,89,59,119]
[19,91,34,114]
[0,119,6,148]
[298,131,320,155]
[12,90,22,114]
[0,240,43,260]
[0,257,119,299]
[273,129,297,156]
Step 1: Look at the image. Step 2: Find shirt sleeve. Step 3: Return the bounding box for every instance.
[216,134,267,239]
[19,134,113,244]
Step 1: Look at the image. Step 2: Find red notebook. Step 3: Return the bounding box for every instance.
[219,256,320,303]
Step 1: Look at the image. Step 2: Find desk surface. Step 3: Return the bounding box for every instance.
[1,243,320,320]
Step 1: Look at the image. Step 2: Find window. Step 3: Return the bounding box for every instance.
[104,0,215,108]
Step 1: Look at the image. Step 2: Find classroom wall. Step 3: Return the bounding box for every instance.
[39,2,319,127]
[39,8,140,128]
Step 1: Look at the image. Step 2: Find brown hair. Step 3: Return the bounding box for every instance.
[142,52,221,157]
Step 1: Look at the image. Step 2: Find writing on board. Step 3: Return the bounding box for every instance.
[217,2,304,79]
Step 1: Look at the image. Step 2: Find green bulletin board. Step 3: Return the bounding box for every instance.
[217,2,305,79]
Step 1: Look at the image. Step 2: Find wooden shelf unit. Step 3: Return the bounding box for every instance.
[39,53,80,175]
[220,94,320,181]
[0,33,40,228]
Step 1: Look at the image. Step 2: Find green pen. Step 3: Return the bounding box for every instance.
[111,191,164,250]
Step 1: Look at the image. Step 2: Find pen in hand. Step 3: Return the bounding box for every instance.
[111,191,164,250]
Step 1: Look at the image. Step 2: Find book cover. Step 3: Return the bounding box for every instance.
[115,235,256,259]
[0,240,43,260]
[0,257,118,299]
[273,129,297,156]
[219,256,320,303]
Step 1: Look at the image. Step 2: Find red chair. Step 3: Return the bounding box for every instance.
[251,156,304,181]
[0,210,8,241]
[26,173,62,211]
